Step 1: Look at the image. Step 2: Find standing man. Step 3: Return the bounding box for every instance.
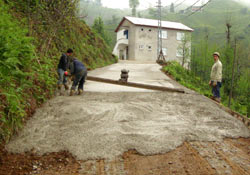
[57,48,73,90]
[209,52,223,103]
[69,57,87,96]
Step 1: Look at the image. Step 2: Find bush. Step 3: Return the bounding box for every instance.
[162,61,248,116]
[0,0,35,141]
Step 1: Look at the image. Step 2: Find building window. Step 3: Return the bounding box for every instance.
[141,28,144,31]
[148,45,152,51]
[160,31,167,39]
[124,30,129,39]
[177,32,185,41]
[162,48,167,56]
[149,29,152,32]
[139,45,144,50]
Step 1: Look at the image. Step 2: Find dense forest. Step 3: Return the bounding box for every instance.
[0,0,117,143]
[80,0,249,116]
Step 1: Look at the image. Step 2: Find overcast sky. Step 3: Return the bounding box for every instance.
[101,0,250,9]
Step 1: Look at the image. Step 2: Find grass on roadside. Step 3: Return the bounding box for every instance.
[162,61,248,117]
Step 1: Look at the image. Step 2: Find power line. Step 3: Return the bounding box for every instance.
[185,0,212,18]
[174,0,187,9]
[183,0,201,11]
[173,0,183,4]
[156,0,165,62]
[162,0,182,8]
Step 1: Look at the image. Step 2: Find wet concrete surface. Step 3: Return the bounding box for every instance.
[85,61,177,92]
[6,61,249,162]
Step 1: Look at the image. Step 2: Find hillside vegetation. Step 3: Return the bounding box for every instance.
[162,61,248,116]
[79,0,131,48]
[0,0,117,143]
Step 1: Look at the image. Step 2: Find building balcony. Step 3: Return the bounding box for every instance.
[112,38,129,56]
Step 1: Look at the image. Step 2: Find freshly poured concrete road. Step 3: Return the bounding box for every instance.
[6,61,250,162]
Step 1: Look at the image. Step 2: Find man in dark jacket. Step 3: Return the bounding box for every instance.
[57,48,73,90]
[69,58,87,96]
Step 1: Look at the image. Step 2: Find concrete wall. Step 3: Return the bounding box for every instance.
[134,26,157,61]
[127,22,136,60]
[132,26,191,63]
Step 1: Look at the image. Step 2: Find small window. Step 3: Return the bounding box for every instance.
[162,48,167,56]
[162,48,167,55]
[159,31,167,39]
[148,45,152,51]
[177,32,185,41]
[149,29,152,32]
[141,28,144,31]
[139,45,144,50]
[124,30,129,39]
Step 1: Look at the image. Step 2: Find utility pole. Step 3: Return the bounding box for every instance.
[157,0,165,63]
[226,23,232,46]
[224,22,232,96]
[228,38,237,108]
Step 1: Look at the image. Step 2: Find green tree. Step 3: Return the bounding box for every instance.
[94,0,102,6]
[240,8,248,15]
[177,33,191,67]
[148,7,158,18]
[92,17,104,34]
[137,12,142,18]
[92,17,111,46]
[111,15,119,24]
[129,0,139,17]
[170,3,174,13]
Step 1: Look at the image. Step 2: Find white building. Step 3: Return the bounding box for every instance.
[113,16,194,65]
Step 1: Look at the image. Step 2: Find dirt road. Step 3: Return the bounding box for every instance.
[1,61,250,175]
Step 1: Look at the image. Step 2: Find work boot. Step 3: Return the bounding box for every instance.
[78,89,83,95]
[215,97,221,103]
[64,84,69,90]
[70,89,75,96]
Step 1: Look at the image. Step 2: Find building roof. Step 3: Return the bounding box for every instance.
[115,16,194,32]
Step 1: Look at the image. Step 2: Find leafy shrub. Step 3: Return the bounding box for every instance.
[0,0,35,141]
[163,61,247,116]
